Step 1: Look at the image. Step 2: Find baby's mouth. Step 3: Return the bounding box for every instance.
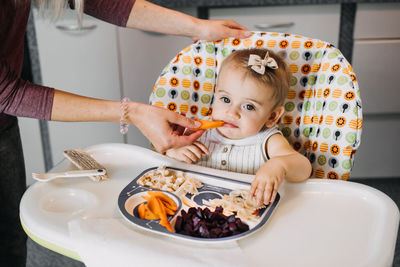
[222,121,238,128]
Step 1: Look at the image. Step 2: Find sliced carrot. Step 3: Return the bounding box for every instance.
[148,191,177,211]
[137,191,177,232]
[147,195,175,232]
[165,206,176,215]
[138,202,146,218]
[192,120,224,131]
[138,202,158,220]
[155,199,175,232]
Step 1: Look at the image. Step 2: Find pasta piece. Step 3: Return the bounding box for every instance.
[202,189,265,222]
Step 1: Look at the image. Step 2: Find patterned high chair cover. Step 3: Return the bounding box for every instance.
[149,32,362,180]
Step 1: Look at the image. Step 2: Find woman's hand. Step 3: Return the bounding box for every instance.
[128,102,205,153]
[191,19,251,42]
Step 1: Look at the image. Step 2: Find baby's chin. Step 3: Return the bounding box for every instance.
[216,128,246,140]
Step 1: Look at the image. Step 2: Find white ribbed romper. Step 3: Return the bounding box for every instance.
[196,126,281,175]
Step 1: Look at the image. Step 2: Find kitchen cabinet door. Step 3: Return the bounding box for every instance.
[210,5,340,46]
[19,118,45,186]
[352,39,400,114]
[354,3,400,40]
[350,116,400,178]
[33,8,123,165]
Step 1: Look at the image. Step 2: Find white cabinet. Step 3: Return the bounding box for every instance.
[19,118,45,186]
[352,39,400,114]
[352,3,400,114]
[351,117,400,178]
[350,3,400,178]
[353,3,400,40]
[209,4,341,46]
[117,8,195,147]
[33,9,124,165]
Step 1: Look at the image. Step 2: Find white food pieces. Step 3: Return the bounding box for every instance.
[137,166,202,195]
[203,189,265,222]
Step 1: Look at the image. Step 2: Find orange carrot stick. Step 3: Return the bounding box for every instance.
[192,120,224,131]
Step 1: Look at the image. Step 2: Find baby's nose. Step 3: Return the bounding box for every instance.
[226,107,240,119]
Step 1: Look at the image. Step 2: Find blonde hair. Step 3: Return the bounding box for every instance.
[220,48,290,111]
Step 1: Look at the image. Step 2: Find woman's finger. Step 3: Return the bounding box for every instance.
[226,28,252,39]
[162,130,204,152]
[173,125,187,135]
[224,19,249,31]
[168,111,201,129]
[221,20,251,39]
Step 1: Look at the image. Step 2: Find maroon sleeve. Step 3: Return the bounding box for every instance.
[69,0,136,27]
[0,61,54,120]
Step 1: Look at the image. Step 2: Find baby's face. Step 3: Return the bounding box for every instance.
[212,66,275,140]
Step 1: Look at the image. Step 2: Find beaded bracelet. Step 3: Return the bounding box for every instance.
[120,96,130,135]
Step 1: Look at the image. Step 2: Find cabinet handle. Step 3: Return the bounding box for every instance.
[56,24,97,32]
[140,30,165,36]
[254,22,295,30]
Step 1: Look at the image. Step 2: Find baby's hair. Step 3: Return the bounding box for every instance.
[220,48,290,111]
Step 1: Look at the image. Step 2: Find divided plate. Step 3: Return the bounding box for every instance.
[118,167,279,243]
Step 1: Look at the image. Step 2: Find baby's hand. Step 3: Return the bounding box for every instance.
[165,141,209,164]
[248,161,286,206]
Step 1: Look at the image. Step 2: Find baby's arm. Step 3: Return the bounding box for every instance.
[249,134,312,206]
[165,141,209,164]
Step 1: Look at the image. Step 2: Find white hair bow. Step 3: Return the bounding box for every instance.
[247,52,278,75]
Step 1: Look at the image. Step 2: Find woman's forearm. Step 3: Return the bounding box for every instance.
[50,90,121,122]
[126,0,198,37]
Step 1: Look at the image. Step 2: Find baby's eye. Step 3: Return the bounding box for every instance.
[221,96,230,103]
[243,104,255,111]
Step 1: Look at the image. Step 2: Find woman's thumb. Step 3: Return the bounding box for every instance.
[230,29,251,39]
[169,112,201,129]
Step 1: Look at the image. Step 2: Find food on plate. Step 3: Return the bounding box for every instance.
[175,206,249,238]
[180,195,198,208]
[192,120,224,131]
[202,189,265,222]
[138,191,178,232]
[137,166,202,195]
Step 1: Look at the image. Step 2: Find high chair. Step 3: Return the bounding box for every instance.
[149,32,362,180]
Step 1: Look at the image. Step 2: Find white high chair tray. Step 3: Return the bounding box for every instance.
[20,143,399,267]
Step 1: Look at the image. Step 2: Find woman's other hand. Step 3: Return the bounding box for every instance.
[128,102,205,153]
[191,19,251,42]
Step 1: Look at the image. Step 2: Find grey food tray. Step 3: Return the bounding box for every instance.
[118,166,279,243]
